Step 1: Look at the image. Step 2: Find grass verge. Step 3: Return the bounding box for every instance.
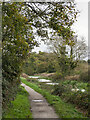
[20,77,86,118]
[3,85,32,118]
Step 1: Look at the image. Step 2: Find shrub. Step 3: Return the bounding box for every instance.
[50,72,63,82]
[52,79,88,115]
[67,91,89,110]
[52,84,67,96]
[79,71,88,82]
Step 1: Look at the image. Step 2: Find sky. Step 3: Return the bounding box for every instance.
[72,0,88,45]
[32,0,89,53]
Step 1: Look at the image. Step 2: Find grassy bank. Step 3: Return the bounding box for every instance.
[24,74,89,116]
[3,86,32,118]
[20,77,86,118]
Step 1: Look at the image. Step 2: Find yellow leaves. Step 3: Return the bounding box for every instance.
[25,42,28,45]
[58,30,60,33]
[69,40,75,46]
[25,42,29,48]
[24,17,28,22]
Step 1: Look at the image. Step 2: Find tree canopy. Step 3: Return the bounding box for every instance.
[2,2,37,109]
[23,2,78,42]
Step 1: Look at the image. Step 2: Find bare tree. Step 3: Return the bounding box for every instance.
[73,36,88,60]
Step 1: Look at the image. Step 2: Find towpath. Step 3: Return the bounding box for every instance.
[21,83,59,119]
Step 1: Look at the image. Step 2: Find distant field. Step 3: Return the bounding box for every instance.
[73,62,88,75]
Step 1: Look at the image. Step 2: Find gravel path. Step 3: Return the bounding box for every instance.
[21,83,59,118]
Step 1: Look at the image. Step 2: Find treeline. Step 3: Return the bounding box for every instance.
[23,51,87,79]
[23,51,56,75]
[23,51,88,76]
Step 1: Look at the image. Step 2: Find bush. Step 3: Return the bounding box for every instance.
[50,72,63,82]
[67,91,89,110]
[52,79,88,116]
[79,71,88,82]
[2,2,36,111]
[52,84,67,96]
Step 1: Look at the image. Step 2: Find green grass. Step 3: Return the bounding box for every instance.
[20,77,86,118]
[3,86,32,118]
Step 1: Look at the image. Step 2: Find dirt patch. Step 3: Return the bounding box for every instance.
[35,73,56,77]
[21,73,29,78]
[65,75,79,80]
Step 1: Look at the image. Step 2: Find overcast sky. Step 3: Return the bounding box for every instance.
[72,0,88,45]
[32,0,89,53]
